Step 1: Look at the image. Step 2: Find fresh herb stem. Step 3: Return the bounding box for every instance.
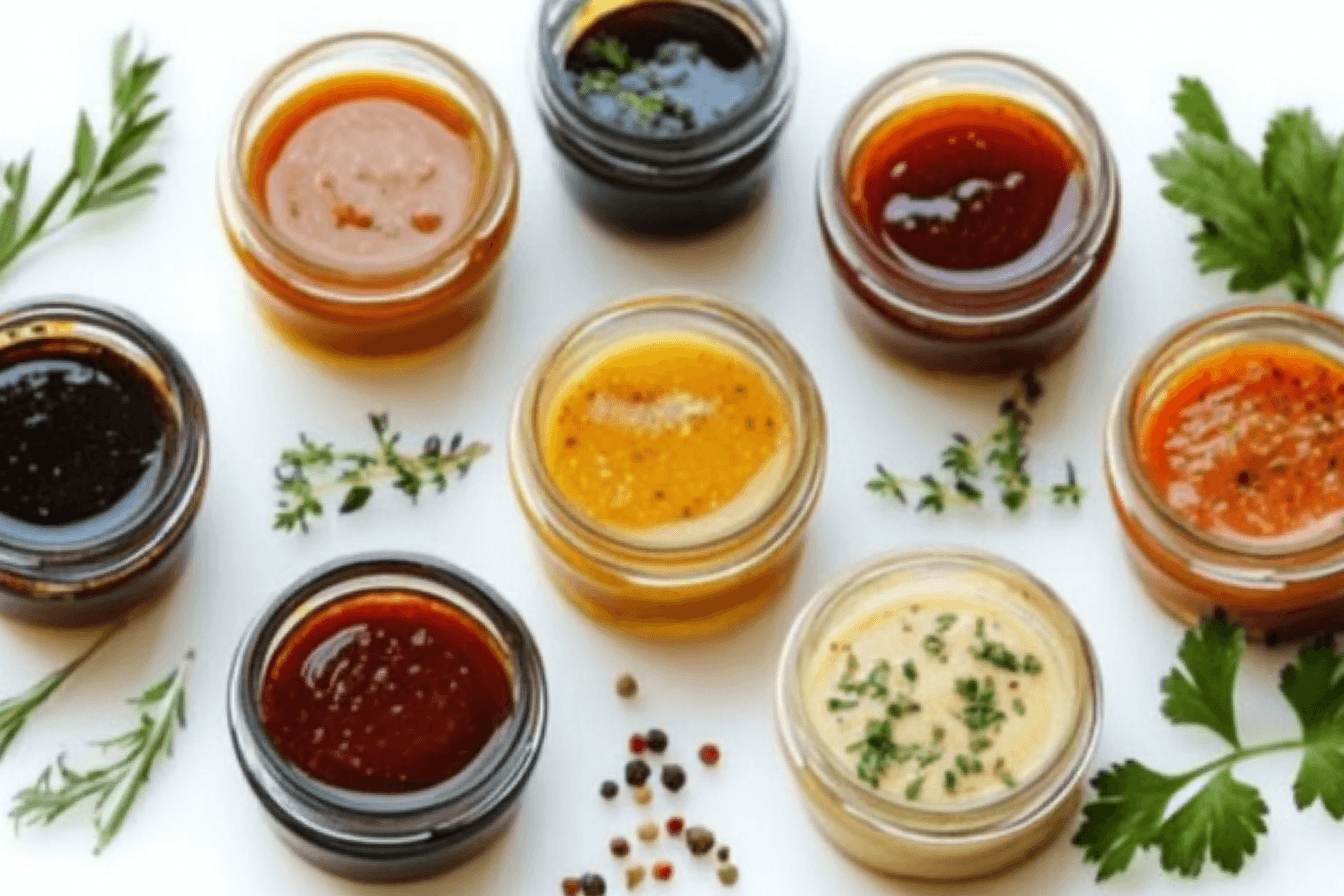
[0,619,127,762]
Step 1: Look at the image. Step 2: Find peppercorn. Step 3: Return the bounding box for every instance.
[562,877,582,895]
[616,674,638,699]
[686,826,716,856]
[637,820,660,842]
[716,846,730,862]
[626,866,646,890]
[660,764,686,793]
[580,872,607,895]
[610,836,630,858]
[652,861,674,882]
[645,728,668,754]
[699,743,721,766]
[633,785,653,805]
[718,864,739,886]
[629,733,647,754]
[600,780,619,800]
[665,816,685,836]
[625,759,652,787]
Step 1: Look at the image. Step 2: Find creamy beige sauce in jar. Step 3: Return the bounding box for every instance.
[803,576,1069,806]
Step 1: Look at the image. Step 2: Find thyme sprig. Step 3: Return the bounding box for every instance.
[866,371,1084,513]
[10,650,191,854]
[274,413,489,533]
[576,36,691,126]
[0,31,169,279]
[0,621,126,762]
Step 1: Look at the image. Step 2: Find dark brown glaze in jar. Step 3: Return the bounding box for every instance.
[819,52,1119,375]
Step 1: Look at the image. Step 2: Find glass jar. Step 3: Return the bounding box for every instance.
[227,553,547,882]
[775,548,1101,879]
[509,293,825,639]
[219,33,519,358]
[0,297,209,627]
[535,0,796,235]
[1105,303,1344,642]
[819,51,1119,374]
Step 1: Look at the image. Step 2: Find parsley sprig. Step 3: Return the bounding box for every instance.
[866,372,1083,513]
[1154,77,1344,306]
[274,413,488,533]
[0,32,169,279]
[1075,616,1344,880]
[10,650,191,854]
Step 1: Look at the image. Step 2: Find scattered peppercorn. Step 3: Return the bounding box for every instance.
[660,764,686,793]
[646,728,668,754]
[633,785,653,805]
[616,674,638,699]
[629,733,648,754]
[562,877,582,896]
[600,780,619,800]
[625,759,652,787]
[665,816,685,836]
[686,826,716,856]
[580,872,607,895]
[698,743,721,766]
[610,837,630,858]
[716,846,730,862]
[626,866,646,890]
[717,864,739,886]
[637,820,660,842]
[652,861,674,882]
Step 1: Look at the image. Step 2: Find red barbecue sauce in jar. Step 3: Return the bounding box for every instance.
[260,589,513,793]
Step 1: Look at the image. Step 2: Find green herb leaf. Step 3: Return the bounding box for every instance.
[1156,769,1267,877]
[1263,109,1344,269]
[1160,615,1244,748]
[1280,636,1344,818]
[1172,76,1230,142]
[1074,760,1187,881]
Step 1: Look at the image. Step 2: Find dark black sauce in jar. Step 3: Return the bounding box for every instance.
[537,0,794,235]
[0,353,163,537]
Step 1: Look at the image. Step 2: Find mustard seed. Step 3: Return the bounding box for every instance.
[633,785,653,805]
[626,865,646,889]
[637,820,659,842]
[616,674,638,699]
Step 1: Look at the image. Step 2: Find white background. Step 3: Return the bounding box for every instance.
[1,1,1342,893]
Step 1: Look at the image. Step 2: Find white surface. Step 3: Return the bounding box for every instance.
[1,1,1341,893]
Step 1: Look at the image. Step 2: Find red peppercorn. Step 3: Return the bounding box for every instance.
[629,733,647,754]
[652,861,674,882]
[562,877,581,896]
[665,816,685,836]
[699,743,721,766]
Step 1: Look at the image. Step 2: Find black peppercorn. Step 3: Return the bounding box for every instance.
[686,826,716,856]
[645,728,669,753]
[625,759,652,787]
[716,846,730,862]
[579,872,607,895]
[610,836,631,858]
[600,780,619,800]
[660,763,686,793]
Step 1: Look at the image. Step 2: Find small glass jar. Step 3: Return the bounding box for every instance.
[1105,303,1344,642]
[0,297,209,627]
[219,33,519,358]
[227,553,547,882]
[819,51,1119,374]
[509,293,825,639]
[535,0,796,235]
[775,548,1101,880]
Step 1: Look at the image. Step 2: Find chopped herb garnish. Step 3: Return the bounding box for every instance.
[1023,654,1043,675]
[936,613,958,633]
[903,660,918,683]
[1012,698,1027,716]
[923,634,947,661]
[957,676,1008,733]
[905,776,925,801]
[969,735,993,754]
[828,698,859,712]
[944,770,958,792]
[886,694,920,719]
[955,754,985,776]
[1001,771,1018,788]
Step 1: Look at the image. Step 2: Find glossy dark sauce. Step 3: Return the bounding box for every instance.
[848,95,1082,274]
[261,591,514,793]
[565,2,762,137]
[0,350,163,532]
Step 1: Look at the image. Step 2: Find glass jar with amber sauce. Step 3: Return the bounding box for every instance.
[227,553,547,882]
[775,549,1101,879]
[509,293,825,639]
[1106,303,1344,642]
[0,298,209,627]
[219,33,518,357]
[819,52,1119,374]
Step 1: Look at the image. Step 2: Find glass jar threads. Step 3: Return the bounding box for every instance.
[1106,303,1344,642]
[227,553,547,881]
[819,51,1119,374]
[509,293,825,639]
[775,548,1101,879]
[219,32,518,357]
[535,0,796,234]
[0,297,209,627]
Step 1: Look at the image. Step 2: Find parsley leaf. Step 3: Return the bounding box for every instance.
[1171,75,1229,141]
[1160,615,1244,748]
[1156,769,1267,877]
[1280,636,1344,818]
[1075,760,1185,881]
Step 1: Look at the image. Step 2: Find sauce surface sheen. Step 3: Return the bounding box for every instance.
[1141,343,1344,541]
[261,590,513,793]
[848,94,1081,275]
[543,334,789,531]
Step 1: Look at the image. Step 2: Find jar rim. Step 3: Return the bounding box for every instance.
[820,49,1119,329]
[534,0,794,177]
[228,553,547,842]
[775,547,1101,839]
[510,292,826,562]
[0,296,208,586]
[1111,301,1344,560]
[221,31,517,305]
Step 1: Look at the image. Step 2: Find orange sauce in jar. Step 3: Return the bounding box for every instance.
[1139,344,1344,542]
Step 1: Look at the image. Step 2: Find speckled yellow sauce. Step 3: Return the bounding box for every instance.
[543,333,790,531]
[805,590,1067,806]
